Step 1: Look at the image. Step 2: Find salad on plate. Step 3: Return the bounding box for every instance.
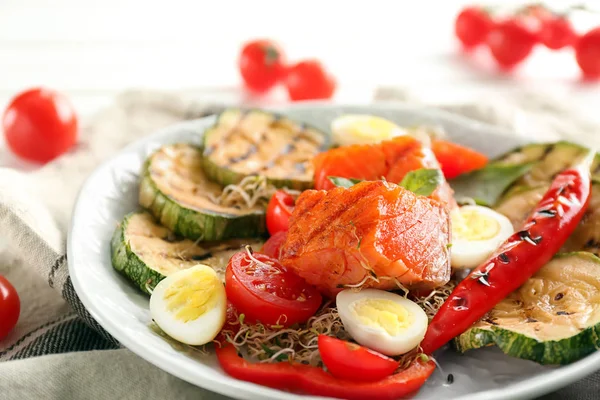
[110,109,600,399]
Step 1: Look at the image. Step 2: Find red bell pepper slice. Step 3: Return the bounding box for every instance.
[421,153,593,354]
[431,139,488,179]
[216,345,435,400]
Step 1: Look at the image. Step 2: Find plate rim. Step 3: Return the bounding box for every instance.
[68,102,600,400]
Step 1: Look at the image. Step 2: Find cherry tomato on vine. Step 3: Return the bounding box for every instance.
[238,39,286,93]
[266,190,295,236]
[2,88,78,163]
[454,7,494,49]
[0,275,20,340]
[487,19,538,69]
[284,60,336,101]
[539,16,576,50]
[575,27,600,78]
[318,335,399,382]
[225,252,322,327]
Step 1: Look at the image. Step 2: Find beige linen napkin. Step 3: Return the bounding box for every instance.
[0,88,599,399]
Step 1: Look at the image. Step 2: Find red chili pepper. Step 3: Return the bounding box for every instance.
[215,345,435,400]
[420,154,593,354]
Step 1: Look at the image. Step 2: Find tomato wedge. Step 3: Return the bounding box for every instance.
[260,230,288,259]
[225,252,322,327]
[266,190,295,235]
[216,345,435,400]
[431,139,488,179]
[318,335,398,382]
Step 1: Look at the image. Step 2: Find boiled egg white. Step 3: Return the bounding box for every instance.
[150,264,226,345]
[330,114,406,147]
[450,205,514,270]
[336,289,428,356]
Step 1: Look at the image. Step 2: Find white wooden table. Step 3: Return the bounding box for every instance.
[1,0,599,169]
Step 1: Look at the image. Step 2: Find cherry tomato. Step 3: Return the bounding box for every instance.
[539,16,576,50]
[266,190,295,236]
[284,60,336,101]
[261,230,288,259]
[238,40,286,93]
[225,252,322,327]
[454,7,494,49]
[2,88,78,163]
[318,336,399,382]
[486,19,538,69]
[0,275,20,340]
[575,27,600,79]
[431,139,488,179]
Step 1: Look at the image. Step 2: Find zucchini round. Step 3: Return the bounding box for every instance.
[495,141,600,197]
[202,108,329,190]
[454,252,600,365]
[111,211,263,294]
[139,143,267,241]
[494,186,547,230]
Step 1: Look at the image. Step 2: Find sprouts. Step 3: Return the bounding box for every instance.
[220,302,350,367]
[208,175,299,210]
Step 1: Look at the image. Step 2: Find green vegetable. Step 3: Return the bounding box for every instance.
[139,143,267,241]
[454,252,600,365]
[202,108,329,190]
[449,163,533,206]
[327,176,362,188]
[110,211,263,294]
[399,169,443,197]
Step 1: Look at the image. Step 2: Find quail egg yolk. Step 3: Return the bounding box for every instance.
[163,268,219,322]
[452,209,501,241]
[350,298,414,336]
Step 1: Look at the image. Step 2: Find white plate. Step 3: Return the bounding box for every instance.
[68,103,600,400]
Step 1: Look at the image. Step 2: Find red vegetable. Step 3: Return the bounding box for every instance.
[2,88,78,163]
[260,230,288,260]
[575,27,600,78]
[487,19,537,69]
[431,139,488,179]
[266,190,295,236]
[239,39,286,93]
[318,335,398,382]
[225,252,322,327]
[0,275,20,340]
[539,16,576,50]
[216,345,434,400]
[421,154,593,354]
[455,7,494,49]
[284,60,336,101]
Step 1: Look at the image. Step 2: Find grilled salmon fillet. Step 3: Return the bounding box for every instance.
[313,135,457,210]
[279,180,451,298]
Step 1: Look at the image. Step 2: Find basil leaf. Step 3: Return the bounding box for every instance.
[399,169,444,197]
[328,176,363,188]
[449,163,533,206]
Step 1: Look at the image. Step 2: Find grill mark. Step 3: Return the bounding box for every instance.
[303,184,377,246]
[542,144,556,158]
[228,144,258,164]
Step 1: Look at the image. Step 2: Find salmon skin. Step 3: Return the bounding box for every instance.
[313,136,457,210]
[279,180,451,298]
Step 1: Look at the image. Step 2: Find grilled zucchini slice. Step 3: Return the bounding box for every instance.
[202,109,329,190]
[454,252,600,365]
[494,141,600,195]
[111,211,263,294]
[139,143,267,241]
